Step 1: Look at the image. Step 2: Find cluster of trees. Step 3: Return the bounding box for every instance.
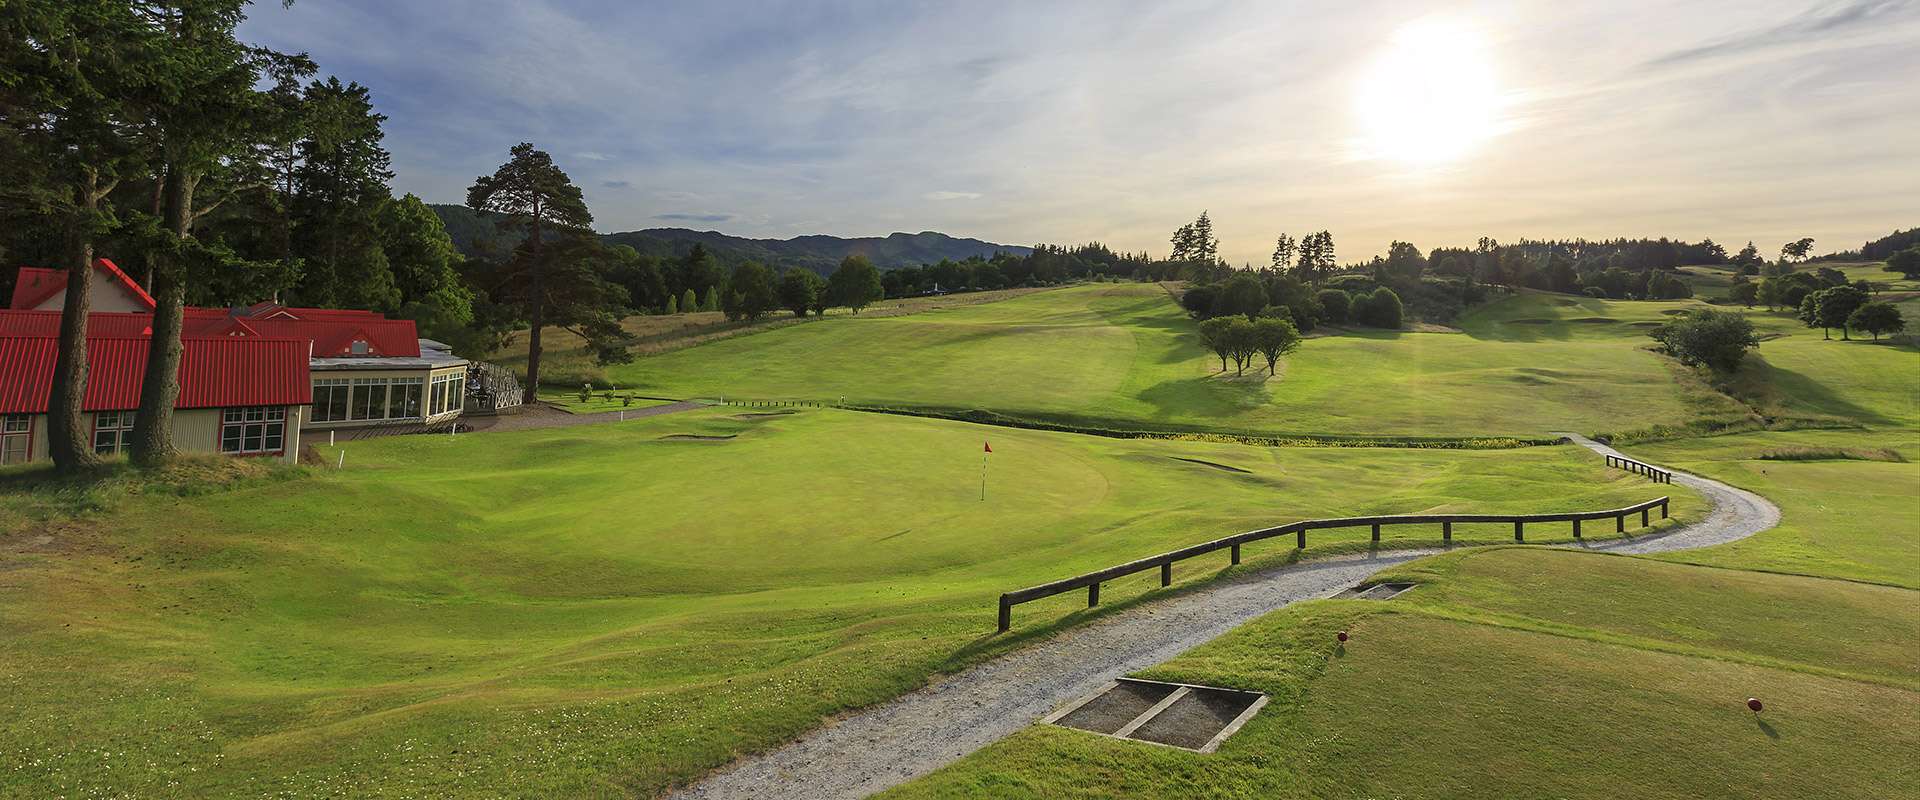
[1793,285,1905,341]
[711,255,884,322]
[1815,227,1920,263]
[0,0,476,470]
[1181,268,1406,333]
[1197,316,1301,376]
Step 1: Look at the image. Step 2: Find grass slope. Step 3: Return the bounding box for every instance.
[0,408,1687,797]
[608,284,1745,438]
[885,548,1920,800]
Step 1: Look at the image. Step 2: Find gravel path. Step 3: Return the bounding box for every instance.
[667,437,1782,800]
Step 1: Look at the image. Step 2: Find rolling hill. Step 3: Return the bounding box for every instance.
[429,203,1030,273]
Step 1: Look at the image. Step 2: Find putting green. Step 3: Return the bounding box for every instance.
[0,407,1688,797]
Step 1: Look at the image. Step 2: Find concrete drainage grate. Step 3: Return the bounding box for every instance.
[1334,581,1417,600]
[1043,678,1268,753]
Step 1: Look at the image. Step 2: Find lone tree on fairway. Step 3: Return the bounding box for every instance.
[1251,316,1302,375]
[1848,303,1905,340]
[778,268,824,317]
[468,143,593,402]
[1651,309,1759,372]
[1198,317,1235,372]
[1798,284,1867,340]
[827,255,883,314]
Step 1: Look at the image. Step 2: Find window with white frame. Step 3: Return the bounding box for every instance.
[1,414,30,465]
[430,373,460,416]
[312,378,350,422]
[92,410,135,455]
[351,378,389,421]
[220,407,285,454]
[386,377,423,419]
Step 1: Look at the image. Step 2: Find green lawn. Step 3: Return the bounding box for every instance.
[606,284,1750,439]
[533,388,675,414]
[886,547,1920,800]
[0,408,1688,797]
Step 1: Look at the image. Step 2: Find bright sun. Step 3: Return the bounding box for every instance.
[1355,19,1508,166]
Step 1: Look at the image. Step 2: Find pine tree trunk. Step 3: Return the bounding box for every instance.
[47,181,102,471]
[131,168,194,467]
[522,212,544,404]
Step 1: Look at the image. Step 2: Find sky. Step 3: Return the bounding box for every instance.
[238,0,1920,265]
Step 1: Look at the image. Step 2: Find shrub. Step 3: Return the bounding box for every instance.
[1650,309,1758,372]
[1583,286,1608,299]
[1354,287,1404,329]
[1180,284,1219,317]
[1315,289,1351,324]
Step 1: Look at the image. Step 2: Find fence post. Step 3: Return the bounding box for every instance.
[1160,563,1172,587]
[1230,544,1241,565]
[1661,498,1669,518]
[1573,518,1582,539]
[1296,528,1306,549]
[1443,520,1452,542]
[1088,583,1101,607]
[1371,523,1381,542]
[1641,508,1650,527]
[1513,520,1524,542]
[1616,514,1625,533]
[997,596,1012,632]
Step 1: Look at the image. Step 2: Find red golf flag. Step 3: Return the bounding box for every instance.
[984,441,992,453]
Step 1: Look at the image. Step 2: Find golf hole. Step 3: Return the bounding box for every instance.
[1044,678,1268,753]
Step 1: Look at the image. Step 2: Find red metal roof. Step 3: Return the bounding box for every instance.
[7,259,156,311]
[0,335,310,414]
[0,310,155,338]
[1,306,421,358]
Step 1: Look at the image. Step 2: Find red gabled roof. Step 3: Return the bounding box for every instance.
[237,317,420,357]
[0,335,311,415]
[7,259,156,311]
[0,310,155,338]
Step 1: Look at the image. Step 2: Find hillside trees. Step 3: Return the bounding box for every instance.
[1270,234,1296,272]
[826,254,883,313]
[1315,288,1351,324]
[467,143,600,400]
[605,244,668,313]
[1887,247,1920,279]
[1292,231,1335,284]
[1798,285,1867,340]
[1651,309,1758,372]
[1353,287,1405,329]
[1780,237,1815,264]
[1197,317,1234,372]
[1212,272,1268,318]
[778,267,824,317]
[721,260,777,321]
[1728,280,1758,308]
[1847,303,1904,340]
[287,77,396,310]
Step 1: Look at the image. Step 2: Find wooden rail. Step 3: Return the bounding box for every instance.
[995,496,1670,632]
[1604,454,1672,484]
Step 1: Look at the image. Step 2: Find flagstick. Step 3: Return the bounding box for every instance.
[980,450,988,501]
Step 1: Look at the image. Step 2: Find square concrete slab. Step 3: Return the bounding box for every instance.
[1045,678,1268,753]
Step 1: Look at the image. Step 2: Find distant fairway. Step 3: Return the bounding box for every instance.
[607,284,1726,438]
[0,408,1686,797]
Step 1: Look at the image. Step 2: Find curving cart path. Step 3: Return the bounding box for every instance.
[667,436,1781,800]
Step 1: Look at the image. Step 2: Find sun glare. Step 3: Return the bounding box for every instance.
[1355,19,1508,166]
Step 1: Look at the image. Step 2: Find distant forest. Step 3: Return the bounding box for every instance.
[1813,227,1920,262]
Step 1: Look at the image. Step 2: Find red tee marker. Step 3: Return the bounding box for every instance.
[1336,631,1349,643]
[1747,698,1763,713]
[983,441,992,453]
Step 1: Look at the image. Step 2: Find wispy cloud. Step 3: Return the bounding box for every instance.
[601,180,631,189]
[575,151,614,161]
[923,191,982,201]
[654,213,733,223]
[1644,0,1919,67]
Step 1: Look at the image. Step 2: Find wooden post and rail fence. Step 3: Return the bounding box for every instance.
[995,495,1671,632]
[1603,453,1672,483]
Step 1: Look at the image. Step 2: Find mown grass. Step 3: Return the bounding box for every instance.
[0,407,1689,797]
[533,388,675,414]
[607,284,1744,438]
[885,547,1920,800]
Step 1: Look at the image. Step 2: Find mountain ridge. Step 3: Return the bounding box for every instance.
[429,203,1031,273]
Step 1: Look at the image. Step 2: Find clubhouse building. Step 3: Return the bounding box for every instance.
[0,259,470,466]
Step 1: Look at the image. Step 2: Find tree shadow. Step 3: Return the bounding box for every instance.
[1748,353,1898,426]
[1135,376,1266,420]
[1756,718,1780,739]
